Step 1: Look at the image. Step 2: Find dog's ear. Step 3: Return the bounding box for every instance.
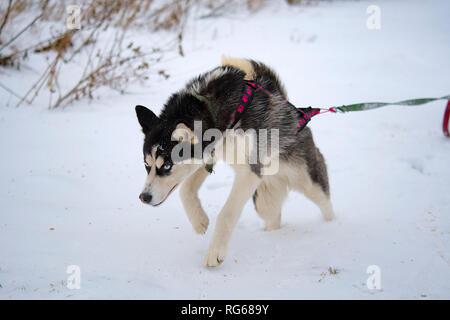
[172,123,199,144]
[135,105,158,133]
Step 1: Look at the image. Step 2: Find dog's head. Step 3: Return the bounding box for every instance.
[135,105,203,206]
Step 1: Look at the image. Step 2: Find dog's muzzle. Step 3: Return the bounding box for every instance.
[139,193,152,205]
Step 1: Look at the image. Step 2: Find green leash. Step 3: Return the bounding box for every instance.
[301,94,450,135]
[334,95,450,113]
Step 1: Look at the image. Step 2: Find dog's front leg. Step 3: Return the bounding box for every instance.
[180,166,210,234]
[204,165,261,267]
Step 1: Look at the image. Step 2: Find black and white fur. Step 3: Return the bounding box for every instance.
[135,56,334,267]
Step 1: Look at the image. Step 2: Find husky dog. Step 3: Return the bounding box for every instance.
[135,56,334,267]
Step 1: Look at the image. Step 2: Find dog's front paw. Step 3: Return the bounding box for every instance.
[193,214,209,235]
[203,245,227,267]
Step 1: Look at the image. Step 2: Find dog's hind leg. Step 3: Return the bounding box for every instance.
[287,163,335,221]
[180,166,210,234]
[305,150,335,221]
[302,182,335,221]
[253,177,288,231]
[204,165,261,267]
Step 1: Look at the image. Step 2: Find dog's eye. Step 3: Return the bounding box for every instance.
[162,163,172,171]
[144,162,150,168]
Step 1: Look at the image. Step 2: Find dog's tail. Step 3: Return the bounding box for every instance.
[221,55,288,98]
[221,55,255,81]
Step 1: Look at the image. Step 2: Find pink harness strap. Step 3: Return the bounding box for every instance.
[443,100,450,137]
[233,80,330,132]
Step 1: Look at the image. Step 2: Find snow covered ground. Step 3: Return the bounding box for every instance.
[1,0,449,299]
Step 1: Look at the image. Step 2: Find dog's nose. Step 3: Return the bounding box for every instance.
[139,193,152,204]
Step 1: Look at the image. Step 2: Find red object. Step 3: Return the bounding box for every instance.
[443,100,450,137]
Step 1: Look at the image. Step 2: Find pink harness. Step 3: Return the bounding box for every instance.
[231,80,335,132]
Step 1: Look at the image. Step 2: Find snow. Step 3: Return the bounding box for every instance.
[1,0,450,299]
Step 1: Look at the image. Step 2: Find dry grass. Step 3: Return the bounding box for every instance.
[0,0,270,108]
